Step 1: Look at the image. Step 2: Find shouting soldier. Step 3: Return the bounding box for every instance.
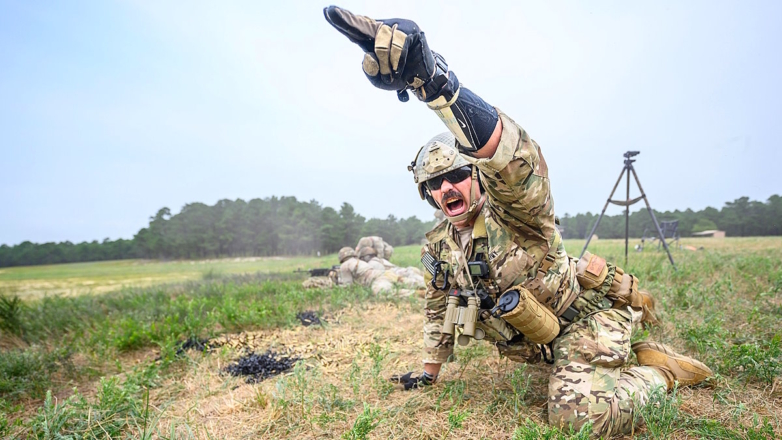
[324,6,712,437]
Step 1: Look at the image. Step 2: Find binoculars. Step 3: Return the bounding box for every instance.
[442,288,487,346]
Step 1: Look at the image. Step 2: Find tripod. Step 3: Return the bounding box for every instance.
[579,151,676,270]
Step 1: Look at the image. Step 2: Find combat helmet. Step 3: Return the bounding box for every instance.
[338,247,356,263]
[357,247,377,262]
[408,132,483,224]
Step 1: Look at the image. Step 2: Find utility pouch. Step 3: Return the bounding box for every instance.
[576,251,608,290]
[491,286,561,345]
[608,266,642,308]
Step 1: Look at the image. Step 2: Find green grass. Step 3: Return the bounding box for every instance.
[0,245,424,300]
[0,237,780,438]
[0,274,382,401]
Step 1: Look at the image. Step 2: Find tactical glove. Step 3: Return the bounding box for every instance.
[389,371,436,390]
[323,5,439,101]
[324,5,499,152]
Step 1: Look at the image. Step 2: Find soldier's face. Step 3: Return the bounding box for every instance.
[431,175,472,219]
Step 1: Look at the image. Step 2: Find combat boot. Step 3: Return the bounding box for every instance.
[632,341,713,390]
[638,290,659,326]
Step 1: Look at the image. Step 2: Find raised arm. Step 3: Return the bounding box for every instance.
[324,5,501,157]
[324,5,556,260]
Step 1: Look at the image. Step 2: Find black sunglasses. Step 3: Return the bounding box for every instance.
[425,166,473,191]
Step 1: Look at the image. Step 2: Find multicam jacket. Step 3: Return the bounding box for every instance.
[338,257,383,287]
[422,110,580,364]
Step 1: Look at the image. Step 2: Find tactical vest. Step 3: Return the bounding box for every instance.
[425,209,564,314]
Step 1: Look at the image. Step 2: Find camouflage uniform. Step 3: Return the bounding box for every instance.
[369,256,396,270]
[337,257,382,287]
[338,255,423,296]
[302,276,333,289]
[357,246,397,272]
[422,111,666,437]
[356,236,394,260]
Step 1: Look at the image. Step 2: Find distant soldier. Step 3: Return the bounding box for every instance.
[357,246,424,288]
[356,236,394,261]
[336,247,380,286]
[338,246,423,296]
[302,276,333,289]
[358,247,394,270]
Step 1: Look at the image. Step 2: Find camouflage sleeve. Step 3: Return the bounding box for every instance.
[422,245,454,364]
[463,110,557,251]
[338,261,355,285]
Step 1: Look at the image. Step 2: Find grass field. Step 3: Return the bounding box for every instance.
[0,247,423,300]
[0,237,780,438]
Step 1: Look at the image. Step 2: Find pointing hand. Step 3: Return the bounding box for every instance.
[323,5,438,100]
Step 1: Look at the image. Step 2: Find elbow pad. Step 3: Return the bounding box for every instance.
[414,55,498,154]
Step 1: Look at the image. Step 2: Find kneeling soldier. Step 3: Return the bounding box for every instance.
[324,6,712,437]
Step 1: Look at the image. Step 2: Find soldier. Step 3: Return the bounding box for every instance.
[356,235,394,261]
[357,246,426,294]
[302,276,333,289]
[324,6,712,437]
[358,246,394,270]
[339,246,424,296]
[336,246,379,286]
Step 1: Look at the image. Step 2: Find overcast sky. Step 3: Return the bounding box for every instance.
[1,1,780,245]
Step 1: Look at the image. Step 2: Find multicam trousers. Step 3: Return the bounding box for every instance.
[548,308,667,437]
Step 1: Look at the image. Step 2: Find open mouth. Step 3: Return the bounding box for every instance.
[442,193,467,217]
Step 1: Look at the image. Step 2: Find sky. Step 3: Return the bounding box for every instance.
[1,1,781,245]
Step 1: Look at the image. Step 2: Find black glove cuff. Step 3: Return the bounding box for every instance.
[420,371,437,385]
[417,53,452,103]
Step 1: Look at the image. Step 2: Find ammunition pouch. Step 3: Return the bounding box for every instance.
[607,266,643,309]
[559,251,644,323]
[521,231,562,310]
[560,264,615,323]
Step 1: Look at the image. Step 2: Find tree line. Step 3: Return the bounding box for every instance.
[558,195,782,240]
[1,194,780,268]
[0,197,435,267]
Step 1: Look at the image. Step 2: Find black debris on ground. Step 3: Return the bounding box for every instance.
[224,350,300,383]
[296,310,321,327]
[176,336,210,355]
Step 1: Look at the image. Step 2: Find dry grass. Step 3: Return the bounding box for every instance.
[147,302,556,439]
[137,299,780,439]
[3,237,781,438]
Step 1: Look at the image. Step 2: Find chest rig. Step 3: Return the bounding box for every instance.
[423,214,495,293]
[423,212,567,348]
[425,214,532,347]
